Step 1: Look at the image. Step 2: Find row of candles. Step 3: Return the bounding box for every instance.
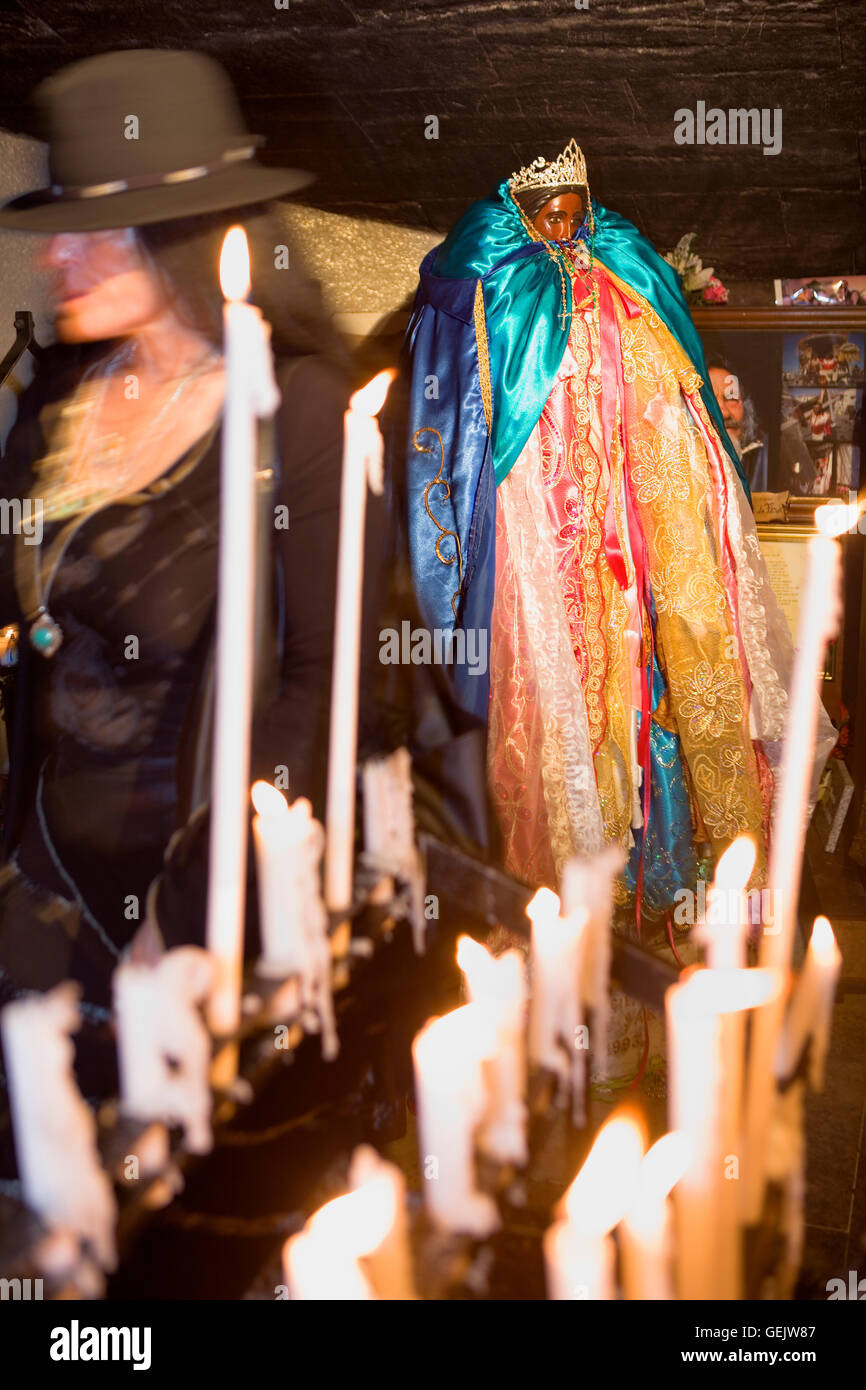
[283,857,841,1300]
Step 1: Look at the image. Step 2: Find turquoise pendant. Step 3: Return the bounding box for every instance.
[29,612,63,658]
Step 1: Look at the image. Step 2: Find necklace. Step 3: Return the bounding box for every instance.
[20,344,222,658]
[508,186,599,328]
[36,343,222,522]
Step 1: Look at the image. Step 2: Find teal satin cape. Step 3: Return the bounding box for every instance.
[434,179,749,498]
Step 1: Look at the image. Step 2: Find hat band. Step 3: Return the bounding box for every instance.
[49,144,260,201]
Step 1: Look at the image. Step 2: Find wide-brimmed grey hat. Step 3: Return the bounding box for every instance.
[0,48,313,231]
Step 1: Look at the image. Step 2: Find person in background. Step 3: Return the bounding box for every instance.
[0,50,382,1050]
[707,358,769,492]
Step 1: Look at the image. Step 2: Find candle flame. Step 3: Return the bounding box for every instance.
[308,1181,397,1256]
[526,886,561,926]
[457,934,525,1009]
[220,225,251,301]
[250,779,289,817]
[810,915,839,961]
[625,1130,692,1238]
[713,835,756,890]
[413,1003,494,1081]
[677,964,780,1014]
[635,1131,692,1203]
[349,368,396,418]
[562,1114,645,1236]
[456,934,488,976]
[815,501,860,538]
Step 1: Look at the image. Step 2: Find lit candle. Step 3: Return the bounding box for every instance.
[114,947,215,1154]
[0,984,117,1270]
[411,1004,499,1236]
[527,887,589,1123]
[620,1131,691,1301]
[699,835,756,970]
[325,370,396,933]
[560,845,624,1080]
[206,226,280,1040]
[457,935,528,1167]
[348,1144,417,1299]
[282,1179,398,1300]
[776,916,842,1090]
[544,1115,644,1300]
[667,966,780,1299]
[743,502,850,1223]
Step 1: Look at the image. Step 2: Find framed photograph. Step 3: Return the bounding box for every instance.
[692,306,866,523]
[756,523,838,685]
[775,275,866,307]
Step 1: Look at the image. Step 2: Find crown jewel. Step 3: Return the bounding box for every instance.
[509,137,588,195]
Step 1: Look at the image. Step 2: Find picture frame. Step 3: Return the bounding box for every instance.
[756,522,840,687]
[692,306,866,525]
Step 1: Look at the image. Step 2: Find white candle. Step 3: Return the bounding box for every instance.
[696,835,756,1294]
[113,948,215,1154]
[251,782,321,977]
[560,845,624,1078]
[283,1180,397,1300]
[667,966,780,1299]
[527,887,589,1123]
[206,226,280,1039]
[348,1144,417,1299]
[544,1115,643,1300]
[250,782,337,1056]
[411,1004,499,1236]
[324,371,395,920]
[457,935,528,1166]
[620,1131,691,1301]
[743,502,850,1223]
[362,748,427,954]
[0,984,117,1269]
[776,916,842,1090]
[699,835,756,970]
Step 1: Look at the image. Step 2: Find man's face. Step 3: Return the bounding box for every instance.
[709,366,744,450]
[532,192,584,241]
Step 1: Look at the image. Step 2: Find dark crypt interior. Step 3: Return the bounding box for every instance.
[0,0,864,1322]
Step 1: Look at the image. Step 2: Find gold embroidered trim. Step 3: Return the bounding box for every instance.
[413,426,464,619]
[473,280,493,432]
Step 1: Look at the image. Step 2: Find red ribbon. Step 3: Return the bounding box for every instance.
[596,273,653,935]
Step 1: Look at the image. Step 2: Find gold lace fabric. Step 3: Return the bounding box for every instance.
[600,259,767,882]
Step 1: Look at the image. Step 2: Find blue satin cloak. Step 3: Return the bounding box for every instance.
[622,658,698,910]
[399,254,495,723]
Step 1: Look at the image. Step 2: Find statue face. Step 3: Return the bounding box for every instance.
[532,192,584,241]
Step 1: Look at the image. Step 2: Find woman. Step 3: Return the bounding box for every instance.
[394,138,835,919]
[0,50,369,1029]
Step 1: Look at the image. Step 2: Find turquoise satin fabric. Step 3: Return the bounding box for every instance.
[622,655,698,911]
[434,179,749,498]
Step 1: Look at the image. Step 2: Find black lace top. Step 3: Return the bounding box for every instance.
[0,347,376,1014]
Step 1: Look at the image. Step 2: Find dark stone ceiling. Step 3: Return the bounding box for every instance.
[1,0,864,280]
